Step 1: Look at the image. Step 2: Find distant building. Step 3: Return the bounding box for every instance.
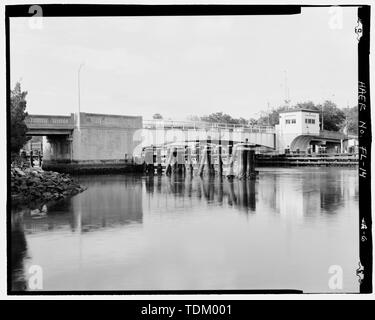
[343,134,359,154]
[275,108,346,154]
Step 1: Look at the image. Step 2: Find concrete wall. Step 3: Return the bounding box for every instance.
[72,112,142,161]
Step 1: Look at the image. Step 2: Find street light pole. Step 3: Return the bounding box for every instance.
[77,63,84,131]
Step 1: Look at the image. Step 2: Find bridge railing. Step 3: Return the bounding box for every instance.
[143,119,275,133]
[25,115,75,128]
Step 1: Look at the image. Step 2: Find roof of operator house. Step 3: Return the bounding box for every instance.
[279,108,320,114]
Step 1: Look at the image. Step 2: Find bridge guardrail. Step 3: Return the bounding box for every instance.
[25,115,276,133]
[25,115,75,128]
[143,119,275,133]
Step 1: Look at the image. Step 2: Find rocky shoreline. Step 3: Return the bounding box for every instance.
[11,164,87,207]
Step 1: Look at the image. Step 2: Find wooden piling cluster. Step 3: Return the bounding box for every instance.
[197,136,215,176]
[143,138,257,180]
[227,141,257,180]
[165,147,186,175]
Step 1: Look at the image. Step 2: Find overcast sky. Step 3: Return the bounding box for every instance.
[10,7,358,120]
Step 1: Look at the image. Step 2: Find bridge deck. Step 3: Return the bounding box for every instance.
[143,119,275,133]
[25,115,74,135]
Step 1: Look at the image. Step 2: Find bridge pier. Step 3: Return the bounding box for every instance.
[236,142,257,180]
[185,146,194,175]
[228,129,233,157]
[226,145,236,178]
[144,147,154,175]
[225,141,257,180]
[198,136,215,177]
[247,147,256,179]
[198,147,215,176]
[195,139,200,171]
[165,147,185,176]
[217,140,223,176]
[236,144,247,179]
[156,148,163,174]
[41,135,72,170]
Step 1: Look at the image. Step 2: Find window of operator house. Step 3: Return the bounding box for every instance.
[305,118,315,124]
[285,119,296,124]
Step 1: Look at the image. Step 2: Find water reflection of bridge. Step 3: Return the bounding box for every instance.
[143,168,358,217]
[144,175,257,213]
[12,169,357,236]
[10,168,358,291]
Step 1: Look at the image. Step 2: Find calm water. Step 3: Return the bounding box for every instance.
[11,167,359,293]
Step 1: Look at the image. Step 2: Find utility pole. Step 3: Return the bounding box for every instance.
[345,101,349,138]
[284,70,291,108]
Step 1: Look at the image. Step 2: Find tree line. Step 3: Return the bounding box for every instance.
[255,101,357,133]
[10,82,30,156]
[153,100,358,134]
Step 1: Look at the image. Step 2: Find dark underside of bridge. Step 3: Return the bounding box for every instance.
[290,135,342,152]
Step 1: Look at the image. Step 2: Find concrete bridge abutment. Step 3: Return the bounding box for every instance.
[26,112,144,173]
[41,135,73,169]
